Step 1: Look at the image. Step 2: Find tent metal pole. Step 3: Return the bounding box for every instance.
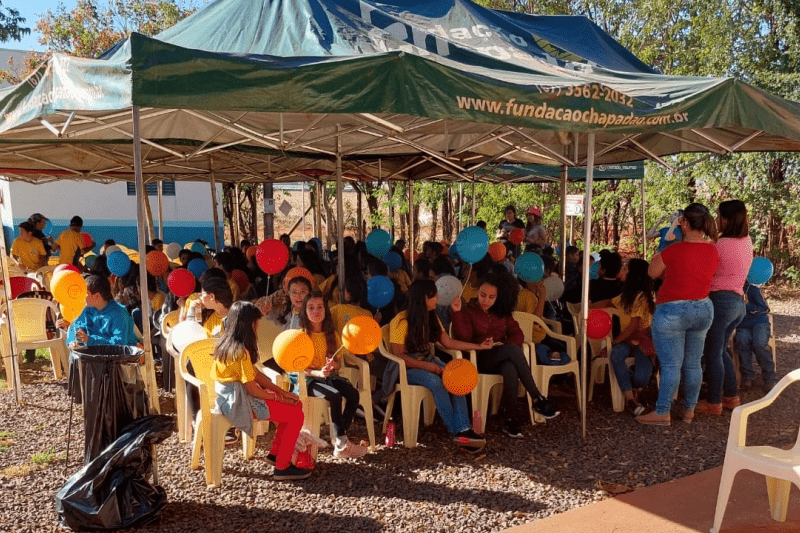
[560,165,568,280]
[232,183,241,246]
[641,178,647,259]
[388,181,395,242]
[0,232,22,402]
[458,183,463,234]
[336,126,345,297]
[314,182,322,239]
[357,184,363,240]
[132,106,160,416]
[157,181,164,241]
[471,180,476,225]
[209,158,221,252]
[408,180,415,267]
[579,133,596,441]
[302,182,306,240]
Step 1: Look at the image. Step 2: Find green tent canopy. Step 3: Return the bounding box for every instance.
[1,0,800,184]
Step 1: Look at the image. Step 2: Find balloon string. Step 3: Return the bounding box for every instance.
[458,264,472,299]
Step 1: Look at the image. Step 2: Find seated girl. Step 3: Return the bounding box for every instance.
[452,271,559,438]
[298,291,368,458]
[212,301,310,480]
[590,258,655,415]
[385,280,489,449]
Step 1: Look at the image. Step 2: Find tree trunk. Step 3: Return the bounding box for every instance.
[768,158,785,261]
[430,204,438,241]
[222,183,234,244]
[443,186,453,242]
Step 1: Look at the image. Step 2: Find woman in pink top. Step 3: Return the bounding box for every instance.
[636,203,718,426]
[695,200,753,415]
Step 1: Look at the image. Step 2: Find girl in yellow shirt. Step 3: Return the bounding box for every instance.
[299,291,367,458]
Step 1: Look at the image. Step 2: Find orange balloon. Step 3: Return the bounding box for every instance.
[442,359,478,396]
[341,315,381,355]
[272,329,314,372]
[52,271,87,307]
[60,302,83,323]
[488,242,507,262]
[146,250,170,276]
[282,266,314,292]
[246,246,257,260]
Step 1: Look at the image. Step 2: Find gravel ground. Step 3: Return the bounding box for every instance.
[2,296,798,533]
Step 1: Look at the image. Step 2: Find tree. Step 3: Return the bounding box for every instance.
[0,1,29,43]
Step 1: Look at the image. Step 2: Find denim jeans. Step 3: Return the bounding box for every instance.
[610,343,653,393]
[703,291,746,404]
[652,298,714,415]
[407,359,470,436]
[734,323,776,383]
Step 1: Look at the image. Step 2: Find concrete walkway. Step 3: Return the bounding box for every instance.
[504,467,800,533]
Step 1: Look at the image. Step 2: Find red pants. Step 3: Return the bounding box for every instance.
[264,399,304,470]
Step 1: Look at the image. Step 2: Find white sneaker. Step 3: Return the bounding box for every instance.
[333,440,368,458]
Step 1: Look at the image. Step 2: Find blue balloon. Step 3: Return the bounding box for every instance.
[190,242,206,254]
[43,219,53,235]
[747,257,773,285]
[366,229,392,258]
[187,258,209,279]
[449,244,459,260]
[310,237,323,251]
[383,251,402,273]
[589,261,600,280]
[516,252,544,283]
[107,250,131,277]
[455,226,489,264]
[293,241,303,251]
[367,275,394,309]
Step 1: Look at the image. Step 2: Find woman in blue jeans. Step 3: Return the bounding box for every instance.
[388,280,491,448]
[637,203,719,426]
[695,200,752,415]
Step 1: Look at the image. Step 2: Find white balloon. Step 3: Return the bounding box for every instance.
[166,242,182,260]
[543,275,564,301]
[104,245,121,256]
[435,275,463,307]
[170,321,210,354]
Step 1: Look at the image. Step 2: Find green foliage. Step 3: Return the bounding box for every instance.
[31,447,55,464]
[0,1,30,43]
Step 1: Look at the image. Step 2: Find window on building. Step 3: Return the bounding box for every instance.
[127,181,176,196]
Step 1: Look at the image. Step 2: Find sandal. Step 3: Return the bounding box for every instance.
[225,428,240,446]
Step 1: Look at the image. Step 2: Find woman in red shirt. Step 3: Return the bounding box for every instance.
[452,270,559,438]
[637,203,719,426]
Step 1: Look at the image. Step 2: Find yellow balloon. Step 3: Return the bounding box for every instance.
[60,302,83,323]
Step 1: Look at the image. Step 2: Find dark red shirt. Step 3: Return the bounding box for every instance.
[657,241,719,305]
[451,302,524,346]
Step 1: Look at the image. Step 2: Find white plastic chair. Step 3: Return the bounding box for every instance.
[566,302,614,405]
[34,265,57,292]
[710,368,800,533]
[1,299,68,379]
[179,338,257,488]
[513,311,581,414]
[379,325,437,448]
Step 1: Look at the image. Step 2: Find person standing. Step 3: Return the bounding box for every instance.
[496,205,525,256]
[52,215,85,266]
[636,203,718,426]
[11,221,46,272]
[695,200,752,415]
[28,213,54,261]
[524,207,548,252]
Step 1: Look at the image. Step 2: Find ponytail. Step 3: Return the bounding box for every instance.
[683,203,717,241]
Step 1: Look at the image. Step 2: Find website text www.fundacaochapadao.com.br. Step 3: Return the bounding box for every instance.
[455,92,688,128]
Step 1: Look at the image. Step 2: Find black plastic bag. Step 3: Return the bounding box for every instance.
[72,345,149,463]
[56,415,174,531]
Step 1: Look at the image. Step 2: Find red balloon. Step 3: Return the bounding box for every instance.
[256,239,290,275]
[230,269,250,293]
[167,269,196,298]
[509,228,525,246]
[146,250,170,276]
[81,232,93,248]
[246,246,257,260]
[587,309,613,340]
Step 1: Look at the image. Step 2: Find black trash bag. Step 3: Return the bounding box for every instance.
[73,345,149,463]
[56,414,174,531]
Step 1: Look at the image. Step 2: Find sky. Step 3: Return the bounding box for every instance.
[8,0,59,52]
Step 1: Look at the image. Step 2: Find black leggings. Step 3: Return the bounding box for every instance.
[307,376,360,441]
[476,344,541,421]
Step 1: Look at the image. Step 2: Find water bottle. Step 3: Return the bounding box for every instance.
[472,409,483,434]
[385,420,395,447]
